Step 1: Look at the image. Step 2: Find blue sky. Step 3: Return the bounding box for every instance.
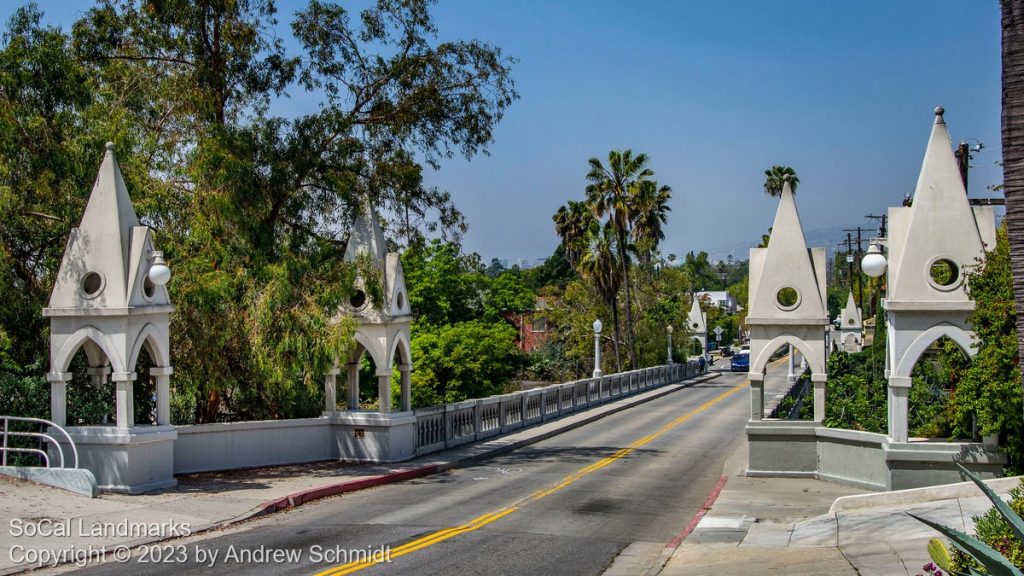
[3,1,1005,263]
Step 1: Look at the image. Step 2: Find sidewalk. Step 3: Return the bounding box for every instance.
[0,372,719,575]
[658,435,1022,576]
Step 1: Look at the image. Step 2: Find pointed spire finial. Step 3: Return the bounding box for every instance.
[105,141,115,152]
[783,174,791,182]
[934,106,945,123]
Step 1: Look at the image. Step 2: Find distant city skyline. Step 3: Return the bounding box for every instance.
[3,1,1005,262]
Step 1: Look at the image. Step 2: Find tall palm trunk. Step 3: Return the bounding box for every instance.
[617,227,638,370]
[1002,0,1024,425]
[611,296,622,373]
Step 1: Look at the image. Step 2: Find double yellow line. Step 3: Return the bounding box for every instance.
[314,379,748,576]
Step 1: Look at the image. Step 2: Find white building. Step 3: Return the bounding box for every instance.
[694,290,739,314]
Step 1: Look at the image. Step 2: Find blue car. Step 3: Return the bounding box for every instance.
[730,352,750,372]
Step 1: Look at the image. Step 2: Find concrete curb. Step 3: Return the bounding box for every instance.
[0,466,98,498]
[829,474,1023,514]
[233,372,722,524]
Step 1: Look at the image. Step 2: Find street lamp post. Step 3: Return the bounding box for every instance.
[593,319,603,378]
[666,325,674,364]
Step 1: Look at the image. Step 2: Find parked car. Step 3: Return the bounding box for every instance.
[730,352,750,372]
[721,346,733,357]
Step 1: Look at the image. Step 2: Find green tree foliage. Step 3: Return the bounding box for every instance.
[403,240,486,327]
[400,240,532,407]
[544,265,691,379]
[763,165,799,197]
[409,320,524,407]
[0,1,517,422]
[954,226,1024,469]
[680,251,717,291]
[824,351,888,433]
[484,270,535,322]
[522,244,576,290]
[552,200,595,269]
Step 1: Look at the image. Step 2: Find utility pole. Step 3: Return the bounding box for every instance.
[953,139,984,194]
[846,233,854,291]
[954,140,969,192]
[843,226,866,310]
[865,213,887,239]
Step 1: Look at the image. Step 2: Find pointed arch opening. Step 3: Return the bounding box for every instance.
[58,334,116,426]
[690,337,704,356]
[758,342,814,421]
[903,334,973,440]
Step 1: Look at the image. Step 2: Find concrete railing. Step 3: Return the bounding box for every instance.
[413,361,699,457]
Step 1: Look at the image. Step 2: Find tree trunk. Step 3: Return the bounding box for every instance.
[617,229,638,370]
[612,296,622,373]
[1002,0,1024,430]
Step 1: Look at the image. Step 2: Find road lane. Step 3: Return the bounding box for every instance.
[66,372,752,576]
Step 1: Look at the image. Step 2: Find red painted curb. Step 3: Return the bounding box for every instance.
[666,474,728,549]
[254,463,441,516]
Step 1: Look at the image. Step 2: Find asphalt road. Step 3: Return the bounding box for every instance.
[70,371,751,576]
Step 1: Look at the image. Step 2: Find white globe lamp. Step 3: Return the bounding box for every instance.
[861,244,887,278]
[149,251,172,286]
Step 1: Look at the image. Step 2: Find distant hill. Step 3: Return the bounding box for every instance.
[700,226,855,264]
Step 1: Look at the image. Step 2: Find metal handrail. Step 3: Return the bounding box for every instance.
[0,416,78,469]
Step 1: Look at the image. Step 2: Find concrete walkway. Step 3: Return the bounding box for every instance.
[657,435,1022,576]
[0,372,718,575]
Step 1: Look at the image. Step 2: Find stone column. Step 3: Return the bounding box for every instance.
[346,362,359,410]
[787,345,796,384]
[399,364,412,412]
[377,373,392,415]
[749,373,764,420]
[324,368,340,413]
[87,365,111,388]
[111,371,137,429]
[47,372,73,427]
[149,366,173,426]
[811,374,827,422]
[888,376,912,443]
[87,365,112,425]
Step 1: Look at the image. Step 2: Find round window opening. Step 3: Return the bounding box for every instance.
[397,291,405,310]
[692,322,699,329]
[776,287,799,310]
[143,276,156,299]
[847,318,855,325]
[81,272,103,297]
[929,259,959,288]
[349,289,367,309]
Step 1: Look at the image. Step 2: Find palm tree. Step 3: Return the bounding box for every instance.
[586,150,654,370]
[629,179,672,265]
[553,200,596,268]
[681,250,715,293]
[1001,0,1024,423]
[763,166,799,197]
[579,223,623,372]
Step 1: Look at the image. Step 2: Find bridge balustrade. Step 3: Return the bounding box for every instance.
[413,361,700,457]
